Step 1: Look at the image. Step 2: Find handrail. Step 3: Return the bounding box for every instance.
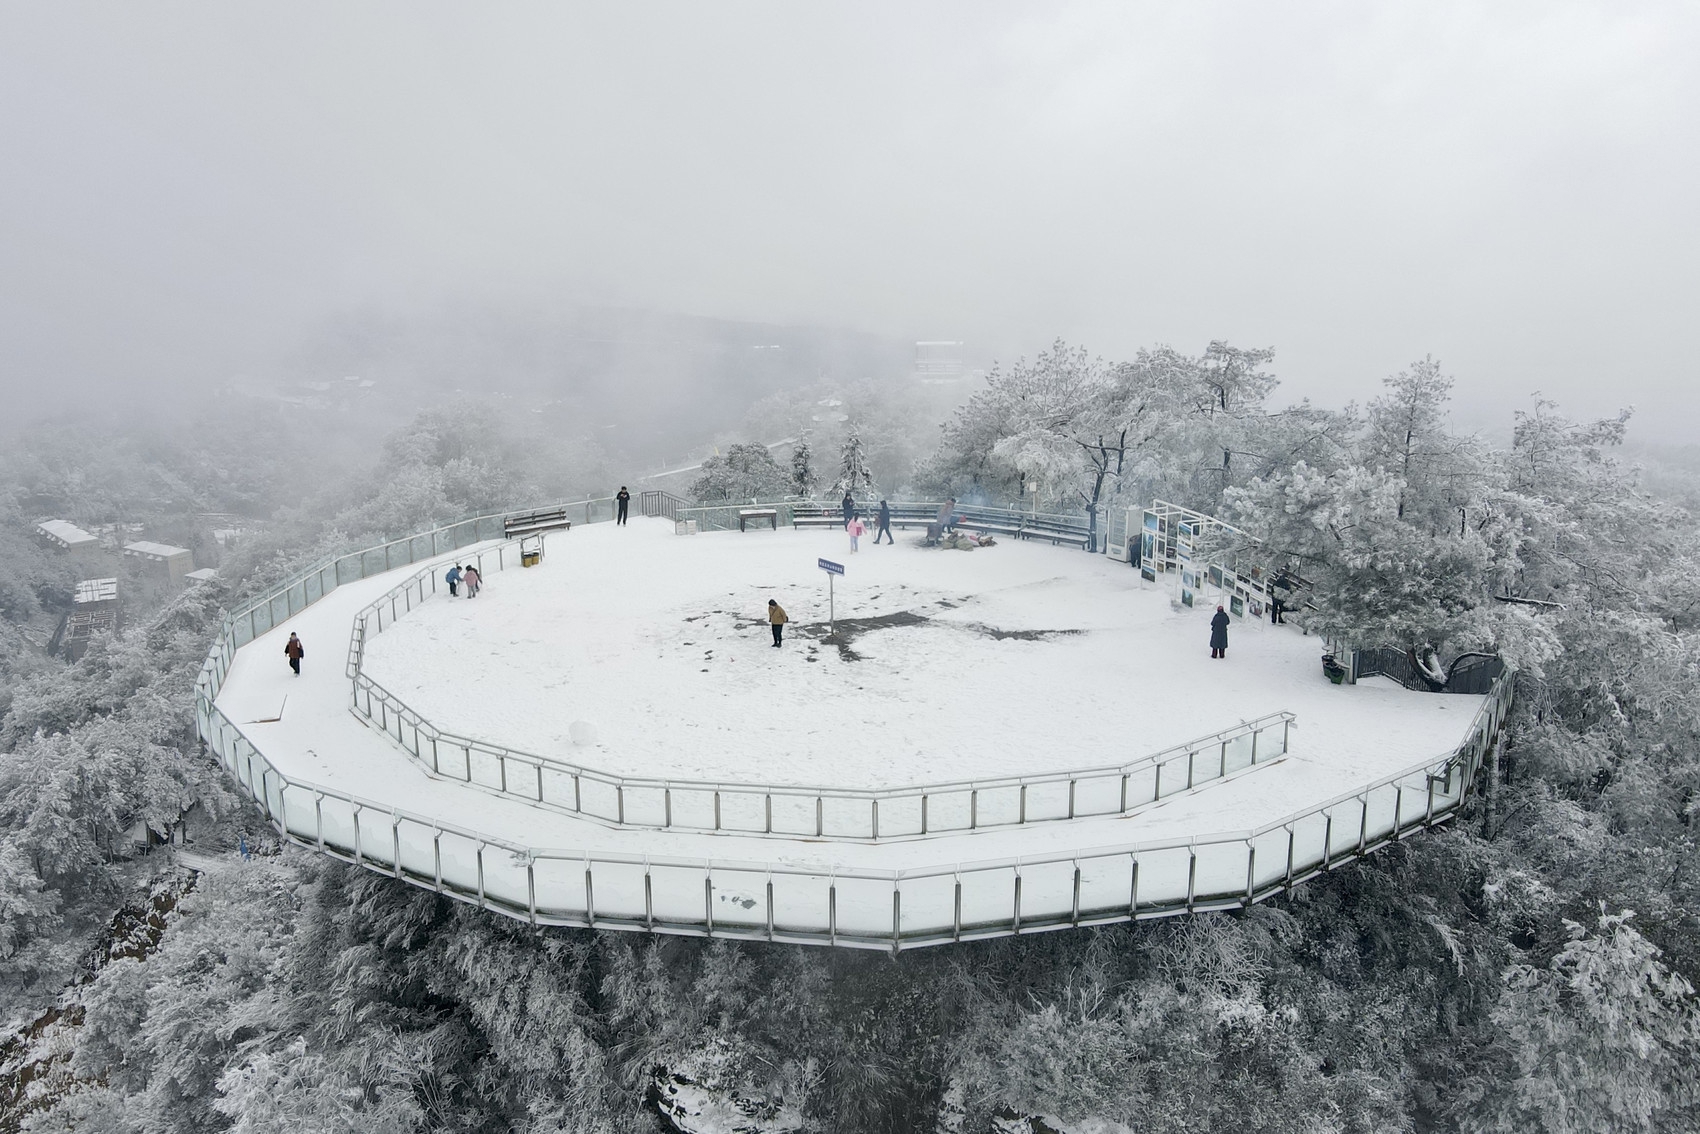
[344,545,1294,839]
[196,501,1515,951]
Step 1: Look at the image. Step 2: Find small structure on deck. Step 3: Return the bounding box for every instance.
[185,567,220,585]
[123,541,196,588]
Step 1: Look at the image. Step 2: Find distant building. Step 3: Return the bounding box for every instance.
[185,568,219,585]
[36,519,101,558]
[914,341,967,384]
[123,541,196,588]
[52,577,120,660]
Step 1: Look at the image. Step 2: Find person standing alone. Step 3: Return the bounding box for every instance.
[841,491,857,530]
[874,499,894,545]
[285,632,305,676]
[848,515,865,553]
[1210,605,1230,659]
[616,486,630,525]
[767,599,788,647]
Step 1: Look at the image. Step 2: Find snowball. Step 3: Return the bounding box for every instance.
[568,720,598,746]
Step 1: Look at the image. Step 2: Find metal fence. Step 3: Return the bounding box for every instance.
[351,585,1293,838]
[196,503,1514,951]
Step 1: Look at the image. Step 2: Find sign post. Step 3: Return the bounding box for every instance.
[817,558,844,636]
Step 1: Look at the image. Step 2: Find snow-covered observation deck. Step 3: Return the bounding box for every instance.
[196,499,1512,951]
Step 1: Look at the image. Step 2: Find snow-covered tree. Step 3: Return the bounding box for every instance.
[688,442,791,503]
[790,437,817,499]
[833,420,875,500]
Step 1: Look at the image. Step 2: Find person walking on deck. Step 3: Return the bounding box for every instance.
[445,564,462,597]
[1210,605,1230,659]
[616,486,630,525]
[768,599,788,647]
[285,632,304,676]
[848,516,865,552]
[874,499,894,545]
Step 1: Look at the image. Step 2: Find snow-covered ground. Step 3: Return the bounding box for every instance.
[362,519,1477,789]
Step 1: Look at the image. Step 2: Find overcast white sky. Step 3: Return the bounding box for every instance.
[2,3,1696,435]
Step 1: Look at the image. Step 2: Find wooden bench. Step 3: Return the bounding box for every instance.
[504,507,572,538]
[738,508,779,532]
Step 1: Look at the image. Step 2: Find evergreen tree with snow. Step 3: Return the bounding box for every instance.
[790,437,817,499]
[833,420,874,501]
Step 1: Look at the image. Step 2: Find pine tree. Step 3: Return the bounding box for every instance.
[791,438,817,499]
[834,421,874,500]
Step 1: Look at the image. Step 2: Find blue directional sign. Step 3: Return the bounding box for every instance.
[818,558,845,576]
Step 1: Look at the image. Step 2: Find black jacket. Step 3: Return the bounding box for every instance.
[1210,611,1230,649]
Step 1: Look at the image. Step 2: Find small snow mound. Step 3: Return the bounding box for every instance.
[568,720,598,746]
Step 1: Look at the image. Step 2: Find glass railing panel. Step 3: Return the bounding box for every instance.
[1153,751,1192,798]
[957,866,1018,931]
[1189,842,1248,902]
[819,795,875,839]
[665,786,720,831]
[532,856,596,920]
[576,778,622,823]
[479,847,532,913]
[619,784,668,828]
[1131,847,1192,909]
[648,862,711,926]
[713,788,767,833]
[1363,783,1401,843]
[921,789,973,833]
[876,795,923,838]
[395,819,438,881]
[1288,813,1329,874]
[278,784,319,843]
[897,874,955,937]
[1020,782,1071,823]
[354,808,396,869]
[466,747,507,794]
[831,876,895,937]
[1224,732,1255,774]
[436,831,482,895]
[769,871,833,934]
[1071,774,1122,818]
[972,784,1022,827]
[707,867,771,930]
[538,765,579,812]
[362,549,387,577]
[316,796,358,854]
[1016,860,1076,922]
[1077,853,1135,918]
[1250,829,1291,891]
[1122,764,1159,808]
[766,793,817,836]
[1328,801,1365,857]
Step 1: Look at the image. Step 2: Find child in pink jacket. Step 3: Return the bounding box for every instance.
[847,516,865,552]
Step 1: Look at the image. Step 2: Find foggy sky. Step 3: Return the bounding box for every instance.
[2,3,1696,437]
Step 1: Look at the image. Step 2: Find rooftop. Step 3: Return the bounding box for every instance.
[36,519,98,548]
[123,541,192,559]
[73,578,119,604]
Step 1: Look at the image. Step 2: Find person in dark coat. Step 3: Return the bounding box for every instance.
[284,632,305,676]
[841,492,857,530]
[767,599,788,647]
[616,486,631,525]
[874,499,894,545]
[1210,605,1230,659]
[445,564,462,597]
